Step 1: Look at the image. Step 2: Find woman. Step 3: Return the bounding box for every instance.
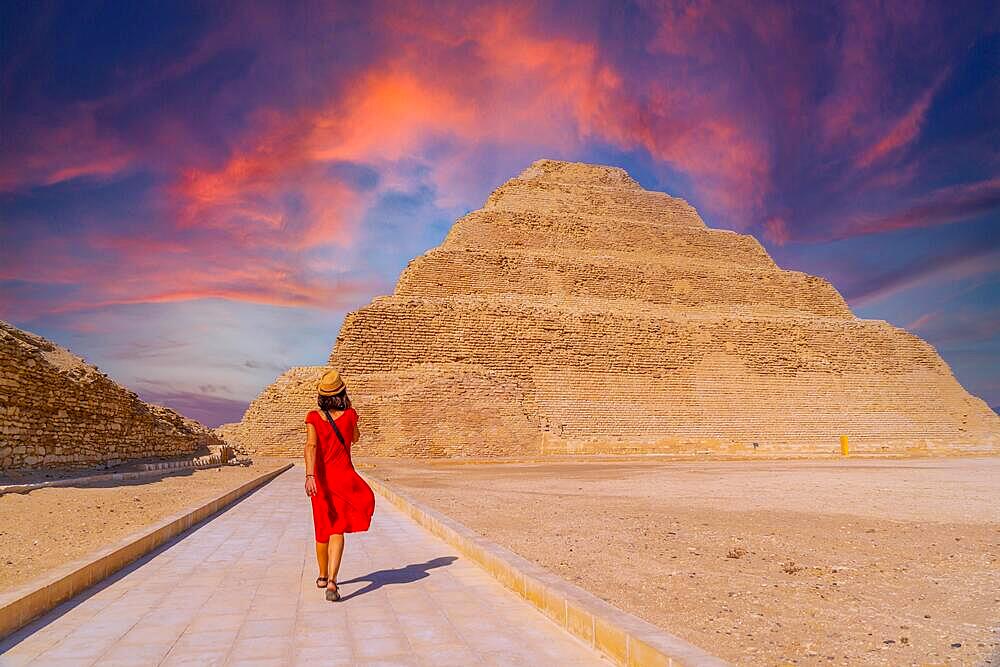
[304,370,375,601]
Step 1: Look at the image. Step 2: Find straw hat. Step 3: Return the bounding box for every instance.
[318,370,346,396]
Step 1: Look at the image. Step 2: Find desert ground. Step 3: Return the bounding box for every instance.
[0,462,278,592]
[365,456,1000,666]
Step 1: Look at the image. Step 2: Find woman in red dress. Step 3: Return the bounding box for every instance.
[304,370,375,601]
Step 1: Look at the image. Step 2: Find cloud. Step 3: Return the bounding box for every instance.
[763,216,790,245]
[167,1,776,242]
[845,243,999,306]
[923,310,1000,346]
[770,177,1000,246]
[135,383,249,427]
[905,311,939,332]
[855,70,950,169]
[0,107,137,192]
[844,178,1000,238]
[0,210,381,319]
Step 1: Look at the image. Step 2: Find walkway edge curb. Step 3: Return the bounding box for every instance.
[0,462,293,639]
[363,473,730,667]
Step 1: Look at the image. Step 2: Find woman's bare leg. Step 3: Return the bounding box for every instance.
[315,541,329,579]
[326,534,345,587]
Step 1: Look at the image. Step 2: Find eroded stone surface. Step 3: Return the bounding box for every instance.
[235,159,999,457]
[0,321,221,471]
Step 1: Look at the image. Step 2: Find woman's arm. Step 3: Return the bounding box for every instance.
[352,421,360,445]
[304,422,318,496]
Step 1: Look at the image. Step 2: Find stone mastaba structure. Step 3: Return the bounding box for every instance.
[1,321,222,470]
[236,159,999,457]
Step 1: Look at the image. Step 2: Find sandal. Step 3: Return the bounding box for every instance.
[325,584,341,602]
[315,576,328,588]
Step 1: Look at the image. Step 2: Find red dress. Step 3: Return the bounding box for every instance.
[306,408,375,542]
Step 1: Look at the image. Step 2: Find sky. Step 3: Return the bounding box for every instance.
[1,0,998,426]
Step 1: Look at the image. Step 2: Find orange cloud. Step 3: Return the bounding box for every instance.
[174,1,769,238]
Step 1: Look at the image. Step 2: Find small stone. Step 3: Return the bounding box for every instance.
[951,643,962,648]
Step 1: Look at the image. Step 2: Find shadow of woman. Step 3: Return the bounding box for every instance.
[337,556,457,601]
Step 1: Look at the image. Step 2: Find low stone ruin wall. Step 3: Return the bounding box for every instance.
[1,321,222,471]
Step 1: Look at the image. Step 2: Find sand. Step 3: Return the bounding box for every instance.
[365,456,1000,666]
[0,462,281,592]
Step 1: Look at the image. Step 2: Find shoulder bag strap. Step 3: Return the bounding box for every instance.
[321,408,348,450]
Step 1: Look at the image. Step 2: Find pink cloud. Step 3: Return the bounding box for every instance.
[0,214,380,321]
[856,70,949,169]
[849,246,998,307]
[763,216,790,245]
[905,311,939,331]
[0,107,137,191]
[844,177,1000,238]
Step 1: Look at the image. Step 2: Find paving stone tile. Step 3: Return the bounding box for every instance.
[171,628,240,651]
[237,617,296,639]
[225,658,288,667]
[348,619,407,641]
[226,635,292,661]
[400,623,462,647]
[482,649,540,667]
[160,648,229,666]
[94,641,173,666]
[117,621,188,645]
[290,645,355,664]
[186,612,247,633]
[413,642,485,666]
[352,655,422,667]
[291,628,352,649]
[0,633,61,663]
[350,633,411,659]
[31,635,113,661]
[20,657,94,667]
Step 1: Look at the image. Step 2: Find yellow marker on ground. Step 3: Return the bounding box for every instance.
[840,435,850,456]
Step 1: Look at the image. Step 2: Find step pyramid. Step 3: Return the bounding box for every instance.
[234,160,999,457]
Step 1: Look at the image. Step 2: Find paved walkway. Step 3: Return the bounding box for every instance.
[0,467,606,666]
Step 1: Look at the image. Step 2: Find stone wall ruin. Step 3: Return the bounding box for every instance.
[1,321,221,471]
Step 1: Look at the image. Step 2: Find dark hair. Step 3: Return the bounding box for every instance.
[318,390,349,412]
